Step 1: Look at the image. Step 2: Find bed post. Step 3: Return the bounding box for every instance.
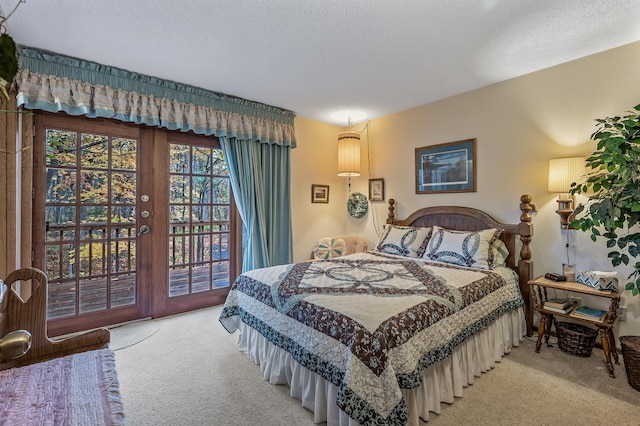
[387,198,396,224]
[518,194,534,336]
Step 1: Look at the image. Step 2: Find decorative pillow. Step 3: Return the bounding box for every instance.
[313,237,348,260]
[491,239,509,268]
[424,226,503,270]
[375,225,431,258]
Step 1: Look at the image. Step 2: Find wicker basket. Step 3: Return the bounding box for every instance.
[620,335,640,392]
[556,321,597,357]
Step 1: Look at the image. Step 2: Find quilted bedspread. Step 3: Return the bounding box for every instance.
[219,252,523,425]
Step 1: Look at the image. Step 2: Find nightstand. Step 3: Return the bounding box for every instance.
[528,276,620,378]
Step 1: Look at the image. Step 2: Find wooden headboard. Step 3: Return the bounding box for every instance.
[386,195,535,336]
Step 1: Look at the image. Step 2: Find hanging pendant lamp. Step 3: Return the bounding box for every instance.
[337,131,361,177]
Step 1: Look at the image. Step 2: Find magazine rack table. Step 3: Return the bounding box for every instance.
[528,276,620,378]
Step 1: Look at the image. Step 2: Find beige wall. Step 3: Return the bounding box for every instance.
[290,117,347,261]
[291,41,640,337]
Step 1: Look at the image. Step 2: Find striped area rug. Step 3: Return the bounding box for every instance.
[0,349,125,425]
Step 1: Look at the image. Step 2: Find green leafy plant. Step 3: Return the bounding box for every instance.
[570,104,640,296]
[0,33,18,99]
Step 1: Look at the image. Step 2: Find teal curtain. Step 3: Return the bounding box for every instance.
[221,137,293,271]
[15,46,295,271]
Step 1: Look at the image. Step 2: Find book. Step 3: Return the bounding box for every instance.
[570,305,607,322]
[543,302,575,314]
[544,297,572,309]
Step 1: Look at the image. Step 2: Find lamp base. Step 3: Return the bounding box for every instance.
[556,198,574,229]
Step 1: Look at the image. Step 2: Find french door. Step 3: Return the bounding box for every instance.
[153,131,240,317]
[34,114,238,336]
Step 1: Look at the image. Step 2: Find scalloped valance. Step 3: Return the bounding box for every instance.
[14,47,296,147]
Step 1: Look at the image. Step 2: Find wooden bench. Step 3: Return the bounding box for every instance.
[0,267,110,370]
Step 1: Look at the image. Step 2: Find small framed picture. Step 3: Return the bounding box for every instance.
[311,184,329,203]
[369,178,384,201]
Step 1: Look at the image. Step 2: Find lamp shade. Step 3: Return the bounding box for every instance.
[337,131,361,177]
[548,157,585,193]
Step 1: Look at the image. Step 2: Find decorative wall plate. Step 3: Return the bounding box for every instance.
[347,192,368,218]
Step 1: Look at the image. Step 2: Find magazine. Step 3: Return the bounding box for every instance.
[543,302,575,314]
[570,305,607,322]
[544,297,572,309]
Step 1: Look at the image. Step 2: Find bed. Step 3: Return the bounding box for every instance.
[219,195,534,425]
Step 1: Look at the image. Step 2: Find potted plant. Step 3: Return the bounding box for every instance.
[569,104,640,391]
[0,32,18,99]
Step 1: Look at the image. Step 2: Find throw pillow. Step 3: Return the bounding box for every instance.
[375,224,431,258]
[491,239,510,268]
[424,226,502,269]
[313,237,347,259]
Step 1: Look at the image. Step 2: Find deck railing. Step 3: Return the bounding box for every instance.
[44,220,230,318]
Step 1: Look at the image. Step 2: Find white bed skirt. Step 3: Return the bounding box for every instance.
[237,308,525,425]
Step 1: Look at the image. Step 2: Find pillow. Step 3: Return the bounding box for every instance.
[375,225,431,258]
[424,226,502,269]
[491,239,509,268]
[313,237,347,259]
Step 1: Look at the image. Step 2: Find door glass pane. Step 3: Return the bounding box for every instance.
[112,172,137,204]
[46,130,77,166]
[169,266,189,296]
[170,205,190,223]
[170,175,190,203]
[80,134,108,168]
[212,178,229,203]
[80,278,107,314]
[48,281,75,317]
[45,206,76,227]
[112,138,137,170]
[80,171,108,204]
[112,205,136,224]
[112,273,136,306]
[192,147,211,174]
[169,144,190,173]
[210,150,228,176]
[46,169,77,202]
[80,206,107,223]
[192,176,212,204]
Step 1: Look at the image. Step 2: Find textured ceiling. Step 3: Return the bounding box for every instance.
[1,0,639,125]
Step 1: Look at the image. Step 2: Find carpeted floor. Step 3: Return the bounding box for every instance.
[429,342,640,425]
[509,334,640,407]
[108,320,161,351]
[113,306,640,425]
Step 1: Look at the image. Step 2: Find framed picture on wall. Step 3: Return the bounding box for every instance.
[311,184,329,203]
[415,138,476,194]
[369,178,384,201]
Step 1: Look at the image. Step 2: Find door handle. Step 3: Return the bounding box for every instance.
[137,225,150,236]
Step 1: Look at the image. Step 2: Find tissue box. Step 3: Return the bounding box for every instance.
[576,271,618,291]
